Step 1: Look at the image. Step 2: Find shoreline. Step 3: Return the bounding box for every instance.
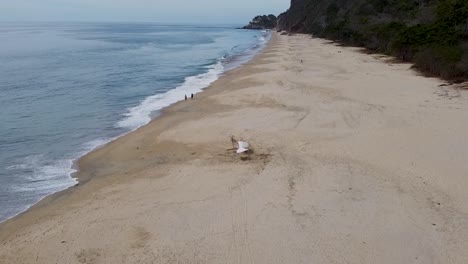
[2,32,468,263]
[0,31,277,232]
[0,30,271,225]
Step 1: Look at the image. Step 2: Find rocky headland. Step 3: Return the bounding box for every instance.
[242,14,277,30]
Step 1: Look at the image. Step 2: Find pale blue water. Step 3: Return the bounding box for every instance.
[0,22,269,222]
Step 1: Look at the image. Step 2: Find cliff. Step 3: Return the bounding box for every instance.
[243,15,277,30]
[278,0,468,81]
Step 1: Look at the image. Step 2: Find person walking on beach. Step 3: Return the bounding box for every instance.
[191,93,194,99]
[185,94,187,101]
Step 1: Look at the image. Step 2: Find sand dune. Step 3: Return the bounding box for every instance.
[2,33,468,263]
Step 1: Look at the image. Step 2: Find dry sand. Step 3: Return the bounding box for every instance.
[2,33,468,264]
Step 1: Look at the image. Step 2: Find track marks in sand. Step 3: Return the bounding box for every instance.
[130,226,152,249]
[286,166,315,227]
[341,110,360,129]
[307,153,468,262]
[434,86,461,100]
[76,248,102,264]
[293,109,311,129]
[228,179,254,264]
[125,226,159,264]
[276,152,318,229]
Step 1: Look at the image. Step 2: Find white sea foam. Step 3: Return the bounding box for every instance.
[258,31,269,45]
[11,155,77,192]
[8,137,115,195]
[83,138,114,151]
[1,156,77,223]
[117,31,270,130]
[1,139,109,222]
[116,61,225,130]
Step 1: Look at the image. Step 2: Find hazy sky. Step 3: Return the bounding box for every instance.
[0,0,290,24]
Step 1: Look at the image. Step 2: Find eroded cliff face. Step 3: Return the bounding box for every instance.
[247,0,307,32]
[277,0,468,81]
[277,0,307,32]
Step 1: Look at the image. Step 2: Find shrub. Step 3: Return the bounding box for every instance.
[414,45,463,78]
[278,0,468,80]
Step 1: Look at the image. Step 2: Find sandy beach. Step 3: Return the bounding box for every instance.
[2,32,468,263]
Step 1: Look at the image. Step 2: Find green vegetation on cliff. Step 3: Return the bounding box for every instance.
[278,0,468,80]
[243,15,278,30]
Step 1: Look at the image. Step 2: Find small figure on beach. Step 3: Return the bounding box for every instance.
[191,93,194,99]
[185,94,187,101]
[300,59,303,63]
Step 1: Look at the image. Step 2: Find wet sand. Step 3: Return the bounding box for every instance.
[2,33,468,263]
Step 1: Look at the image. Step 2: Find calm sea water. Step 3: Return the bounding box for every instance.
[0,22,269,222]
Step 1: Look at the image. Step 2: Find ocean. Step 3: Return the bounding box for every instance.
[0,22,269,222]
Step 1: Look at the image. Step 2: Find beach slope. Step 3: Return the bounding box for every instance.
[2,33,468,263]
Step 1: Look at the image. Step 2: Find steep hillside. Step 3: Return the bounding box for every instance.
[278,0,468,80]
